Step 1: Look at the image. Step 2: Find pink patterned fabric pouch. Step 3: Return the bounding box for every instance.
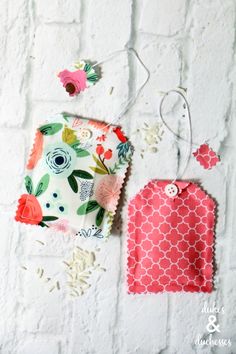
[127,180,216,293]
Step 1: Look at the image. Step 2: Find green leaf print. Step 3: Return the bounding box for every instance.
[42,216,59,221]
[34,174,50,197]
[96,207,105,227]
[38,221,49,228]
[74,148,90,157]
[73,170,93,179]
[39,123,63,136]
[68,174,78,193]
[25,176,33,194]
[92,154,107,171]
[77,200,100,215]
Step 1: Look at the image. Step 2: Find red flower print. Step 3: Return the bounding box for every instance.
[15,194,43,225]
[58,69,87,96]
[96,144,104,155]
[96,134,106,142]
[104,149,112,160]
[113,127,127,143]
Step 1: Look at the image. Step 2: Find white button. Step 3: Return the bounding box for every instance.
[78,128,92,141]
[164,183,179,198]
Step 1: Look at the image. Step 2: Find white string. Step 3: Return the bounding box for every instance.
[92,46,150,130]
[159,89,192,182]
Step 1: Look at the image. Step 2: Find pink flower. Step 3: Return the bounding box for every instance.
[50,219,70,234]
[95,175,123,213]
[58,69,87,96]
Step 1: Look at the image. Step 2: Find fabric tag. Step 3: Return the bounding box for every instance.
[127,180,216,293]
[193,143,220,170]
[58,60,99,96]
[15,114,132,238]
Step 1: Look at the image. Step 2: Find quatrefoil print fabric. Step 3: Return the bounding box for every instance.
[15,114,132,238]
[127,180,216,293]
[193,143,220,170]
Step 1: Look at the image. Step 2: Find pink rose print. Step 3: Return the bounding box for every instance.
[58,69,87,96]
[95,175,123,213]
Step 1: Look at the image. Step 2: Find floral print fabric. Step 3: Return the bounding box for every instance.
[15,114,132,237]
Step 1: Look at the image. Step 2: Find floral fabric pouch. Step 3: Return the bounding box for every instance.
[127,180,216,293]
[15,114,132,237]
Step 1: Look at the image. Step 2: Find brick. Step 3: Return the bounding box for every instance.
[36,0,81,23]
[122,295,168,353]
[169,295,218,353]
[18,338,60,354]
[0,215,15,340]
[0,215,21,352]
[71,54,130,122]
[139,0,187,36]
[19,257,65,334]
[134,40,181,115]
[222,270,236,349]
[188,2,235,140]
[69,238,121,354]
[82,0,132,57]
[0,0,31,127]
[0,131,25,205]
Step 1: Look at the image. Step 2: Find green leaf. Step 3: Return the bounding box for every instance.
[84,63,92,73]
[70,140,80,148]
[39,123,63,136]
[62,112,71,122]
[70,141,90,157]
[90,166,107,175]
[25,176,33,194]
[77,200,100,215]
[35,174,50,197]
[87,73,99,82]
[73,170,93,179]
[42,216,59,221]
[68,174,78,193]
[39,221,49,228]
[96,207,105,226]
[92,154,107,171]
[74,148,90,157]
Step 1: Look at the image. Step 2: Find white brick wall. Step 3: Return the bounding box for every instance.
[0,0,236,353]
